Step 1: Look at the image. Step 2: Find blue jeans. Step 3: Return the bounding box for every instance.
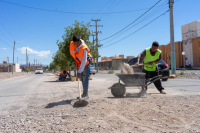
[60,74,66,81]
[81,63,90,93]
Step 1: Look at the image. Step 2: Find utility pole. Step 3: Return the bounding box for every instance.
[7,56,9,73]
[169,0,176,74]
[36,59,37,69]
[17,57,18,63]
[91,33,96,67]
[34,58,35,71]
[90,19,103,73]
[26,48,27,68]
[12,41,15,75]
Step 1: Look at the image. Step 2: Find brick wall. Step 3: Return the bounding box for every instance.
[0,67,14,72]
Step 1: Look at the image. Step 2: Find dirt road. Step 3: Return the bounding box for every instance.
[0,73,200,132]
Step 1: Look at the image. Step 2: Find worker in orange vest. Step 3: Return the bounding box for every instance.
[70,35,92,99]
[59,70,70,81]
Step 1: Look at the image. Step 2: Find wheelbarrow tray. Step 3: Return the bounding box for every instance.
[116,73,146,86]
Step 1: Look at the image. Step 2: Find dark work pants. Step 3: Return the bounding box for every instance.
[143,69,164,92]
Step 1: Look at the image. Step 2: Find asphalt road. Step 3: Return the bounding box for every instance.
[0,73,51,115]
[0,73,200,116]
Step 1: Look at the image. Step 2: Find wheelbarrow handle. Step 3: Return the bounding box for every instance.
[145,76,169,87]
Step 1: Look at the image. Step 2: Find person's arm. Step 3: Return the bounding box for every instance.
[155,54,161,62]
[67,72,70,78]
[148,54,161,65]
[136,50,146,66]
[77,49,88,74]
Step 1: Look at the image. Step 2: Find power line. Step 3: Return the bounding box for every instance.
[99,0,162,41]
[100,0,122,20]
[99,10,169,49]
[0,0,164,15]
[101,3,168,45]
[0,38,26,57]
[92,0,111,19]
[0,38,13,47]
[0,22,16,39]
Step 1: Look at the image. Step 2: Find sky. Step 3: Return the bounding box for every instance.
[0,0,199,66]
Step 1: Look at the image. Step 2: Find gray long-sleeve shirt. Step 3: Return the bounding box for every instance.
[75,39,88,74]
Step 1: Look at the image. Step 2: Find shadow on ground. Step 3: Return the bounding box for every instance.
[45,100,74,108]
[107,92,153,99]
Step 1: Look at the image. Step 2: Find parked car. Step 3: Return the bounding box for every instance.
[90,65,96,75]
[127,57,169,81]
[35,68,43,74]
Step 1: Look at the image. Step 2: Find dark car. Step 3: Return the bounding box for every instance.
[127,57,169,81]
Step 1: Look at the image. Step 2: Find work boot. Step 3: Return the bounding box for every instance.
[81,93,89,99]
[160,90,166,94]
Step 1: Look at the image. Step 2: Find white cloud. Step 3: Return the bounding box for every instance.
[18,47,51,57]
[0,48,8,50]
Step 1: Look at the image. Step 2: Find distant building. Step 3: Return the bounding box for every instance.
[159,20,200,69]
[99,55,135,70]
[0,61,21,72]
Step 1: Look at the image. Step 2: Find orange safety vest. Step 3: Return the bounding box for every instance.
[70,41,92,68]
[60,71,67,77]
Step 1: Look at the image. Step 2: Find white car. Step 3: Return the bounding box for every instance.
[90,65,96,75]
[35,68,43,74]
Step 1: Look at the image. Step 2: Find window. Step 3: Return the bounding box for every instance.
[185,42,187,45]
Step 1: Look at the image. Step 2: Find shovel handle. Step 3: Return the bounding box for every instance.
[130,64,144,67]
[78,78,82,99]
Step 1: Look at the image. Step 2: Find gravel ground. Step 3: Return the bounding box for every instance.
[0,72,33,81]
[99,70,200,80]
[176,70,200,80]
[1,95,200,132]
[1,72,200,132]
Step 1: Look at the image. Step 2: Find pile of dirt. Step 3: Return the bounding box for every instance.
[121,63,134,74]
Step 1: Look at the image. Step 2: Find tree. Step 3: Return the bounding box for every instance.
[49,62,58,70]
[55,20,98,76]
[52,50,69,70]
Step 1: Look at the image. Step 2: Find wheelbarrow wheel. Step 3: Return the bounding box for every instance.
[110,83,126,97]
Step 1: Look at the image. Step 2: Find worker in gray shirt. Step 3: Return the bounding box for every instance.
[136,41,166,94]
[70,35,92,99]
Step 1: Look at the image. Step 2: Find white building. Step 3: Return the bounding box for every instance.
[181,20,200,66]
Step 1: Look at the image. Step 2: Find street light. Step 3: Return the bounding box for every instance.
[182,52,186,68]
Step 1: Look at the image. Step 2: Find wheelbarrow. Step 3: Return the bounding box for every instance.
[108,64,168,97]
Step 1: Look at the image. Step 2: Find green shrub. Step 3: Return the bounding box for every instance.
[108,68,114,74]
[180,71,184,75]
[183,69,187,71]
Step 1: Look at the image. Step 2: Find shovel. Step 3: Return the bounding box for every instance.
[73,78,88,107]
[130,64,145,67]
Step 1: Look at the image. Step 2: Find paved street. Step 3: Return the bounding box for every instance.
[0,72,200,116]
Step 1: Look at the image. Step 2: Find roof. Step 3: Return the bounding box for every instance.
[99,59,112,63]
